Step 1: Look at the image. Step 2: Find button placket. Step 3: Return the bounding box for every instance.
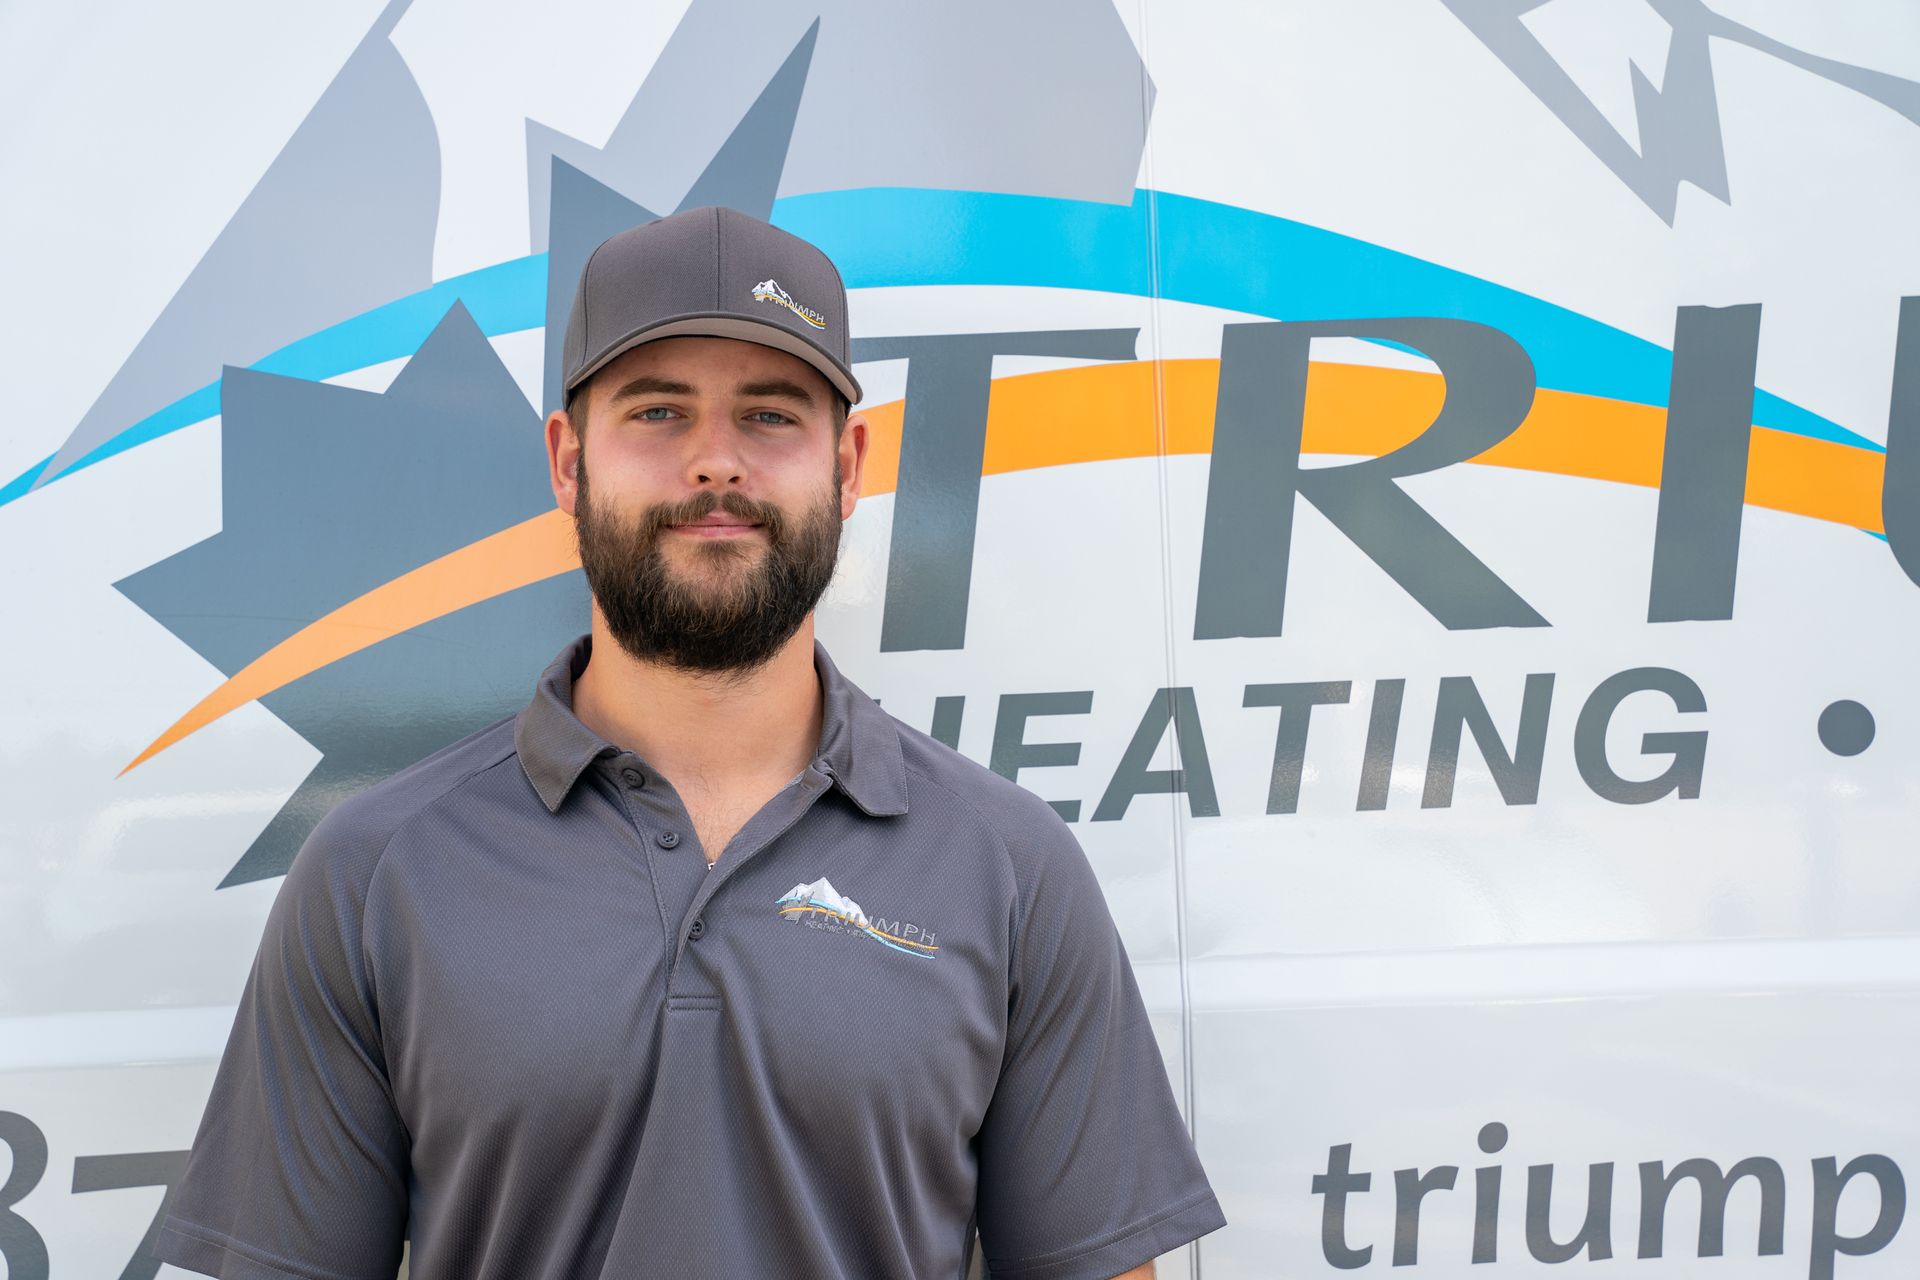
[605,757,708,975]
[671,762,835,967]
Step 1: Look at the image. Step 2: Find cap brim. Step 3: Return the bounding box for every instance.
[567,313,863,407]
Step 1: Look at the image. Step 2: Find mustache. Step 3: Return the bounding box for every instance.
[636,489,786,540]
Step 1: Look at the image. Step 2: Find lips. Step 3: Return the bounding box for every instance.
[668,515,765,536]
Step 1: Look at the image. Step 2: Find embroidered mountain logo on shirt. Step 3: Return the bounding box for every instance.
[776,877,938,958]
[750,278,828,328]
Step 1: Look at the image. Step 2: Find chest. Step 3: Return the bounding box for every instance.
[680,773,801,865]
[379,800,1013,1170]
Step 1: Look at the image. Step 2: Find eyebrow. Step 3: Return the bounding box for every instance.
[603,374,820,409]
[606,375,697,405]
[735,378,818,408]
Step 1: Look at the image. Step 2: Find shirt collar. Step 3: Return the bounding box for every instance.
[514,631,909,818]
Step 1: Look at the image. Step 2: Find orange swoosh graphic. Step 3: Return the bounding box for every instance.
[119,511,579,775]
[124,358,1885,773]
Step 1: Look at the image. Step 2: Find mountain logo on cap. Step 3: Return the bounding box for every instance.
[751,278,828,329]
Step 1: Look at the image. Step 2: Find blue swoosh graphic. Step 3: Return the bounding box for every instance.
[2,187,1880,511]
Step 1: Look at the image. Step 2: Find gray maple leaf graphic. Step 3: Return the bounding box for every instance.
[113,304,588,887]
[108,17,832,888]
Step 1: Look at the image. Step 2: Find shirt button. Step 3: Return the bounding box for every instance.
[687,917,706,940]
[620,768,644,788]
[657,830,680,848]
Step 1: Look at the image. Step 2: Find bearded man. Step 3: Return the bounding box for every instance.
[154,207,1225,1280]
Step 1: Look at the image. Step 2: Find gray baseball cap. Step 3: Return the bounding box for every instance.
[560,205,863,409]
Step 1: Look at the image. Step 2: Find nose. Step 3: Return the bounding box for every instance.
[681,412,746,488]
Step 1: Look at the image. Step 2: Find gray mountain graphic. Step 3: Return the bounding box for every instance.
[534,21,821,413]
[1443,0,1920,223]
[34,0,439,491]
[524,0,1151,256]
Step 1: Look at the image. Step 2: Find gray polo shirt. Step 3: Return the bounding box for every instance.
[154,631,1226,1280]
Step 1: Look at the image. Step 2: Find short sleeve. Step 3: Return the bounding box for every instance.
[974,814,1227,1279]
[153,801,410,1280]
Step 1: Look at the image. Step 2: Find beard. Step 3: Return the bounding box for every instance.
[573,451,844,676]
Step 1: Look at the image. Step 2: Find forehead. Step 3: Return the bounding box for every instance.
[589,335,835,407]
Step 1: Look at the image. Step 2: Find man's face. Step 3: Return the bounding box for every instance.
[557,335,860,676]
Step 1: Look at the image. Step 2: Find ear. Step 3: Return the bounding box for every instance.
[838,410,869,521]
[547,409,583,516]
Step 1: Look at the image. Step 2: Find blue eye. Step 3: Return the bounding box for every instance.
[749,411,794,425]
[634,406,674,421]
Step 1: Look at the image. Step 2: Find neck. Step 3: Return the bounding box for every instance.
[571,610,826,790]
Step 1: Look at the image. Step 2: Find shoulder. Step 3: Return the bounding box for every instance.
[887,715,1094,900]
[892,718,1066,836]
[887,718,1126,1017]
